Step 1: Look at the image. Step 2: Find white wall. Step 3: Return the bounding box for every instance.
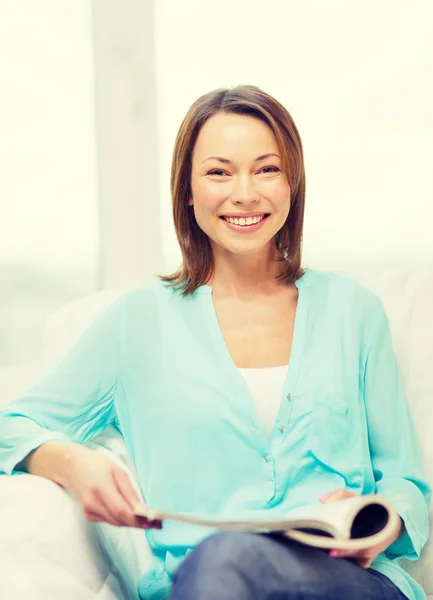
[0,0,100,365]
[0,0,99,271]
[153,0,433,272]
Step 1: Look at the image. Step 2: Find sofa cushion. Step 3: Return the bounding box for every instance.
[0,473,147,599]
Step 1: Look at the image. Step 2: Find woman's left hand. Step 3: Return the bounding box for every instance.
[319,488,403,569]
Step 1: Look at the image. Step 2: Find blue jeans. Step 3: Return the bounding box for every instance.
[169,532,408,599]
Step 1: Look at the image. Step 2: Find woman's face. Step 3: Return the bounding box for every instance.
[189,111,291,258]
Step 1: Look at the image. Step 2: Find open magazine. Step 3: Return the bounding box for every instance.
[134,494,400,550]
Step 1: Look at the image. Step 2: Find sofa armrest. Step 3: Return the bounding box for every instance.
[0,473,151,600]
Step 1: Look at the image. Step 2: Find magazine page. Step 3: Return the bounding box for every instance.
[134,494,391,539]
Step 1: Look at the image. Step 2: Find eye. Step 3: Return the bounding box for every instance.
[207,169,228,177]
[260,166,280,174]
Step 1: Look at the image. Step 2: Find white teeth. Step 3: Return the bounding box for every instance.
[225,215,265,226]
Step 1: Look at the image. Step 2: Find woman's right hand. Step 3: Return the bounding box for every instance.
[63,445,162,529]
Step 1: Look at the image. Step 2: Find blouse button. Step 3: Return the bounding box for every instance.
[279,425,284,432]
[264,455,270,462]
[287,393,291,400]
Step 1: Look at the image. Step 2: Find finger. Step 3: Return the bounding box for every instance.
[342,556,371,569]
[93,485,136,527]
[95,489,162,529]
[329,549,354,559]
[329,549,366,558]
[84,507,119,527]
[358,558,373,569]
[113,468,141,511]
[112,470,161,528]
[329,549,374,562]
[319,489,353,503]
[319,488,344,503]
[82,483,124,526]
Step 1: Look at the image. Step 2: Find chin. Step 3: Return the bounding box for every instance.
[220,239,271,257]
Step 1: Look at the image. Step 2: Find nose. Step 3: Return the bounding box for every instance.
[231,176,259,206]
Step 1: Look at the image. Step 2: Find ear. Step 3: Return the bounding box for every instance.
[188,197,193,207]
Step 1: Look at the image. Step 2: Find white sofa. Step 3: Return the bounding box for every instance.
[0,263,432,600]
[0,290,150,600]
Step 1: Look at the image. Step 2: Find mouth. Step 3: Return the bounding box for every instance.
[220,213,269,226]
[219,213,270,233]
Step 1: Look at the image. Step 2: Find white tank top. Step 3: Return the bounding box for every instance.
[238,365,288,439]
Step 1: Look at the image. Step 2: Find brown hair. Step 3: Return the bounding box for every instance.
[160,84,306,294]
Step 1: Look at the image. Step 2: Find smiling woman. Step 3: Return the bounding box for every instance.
[161,85,306,294]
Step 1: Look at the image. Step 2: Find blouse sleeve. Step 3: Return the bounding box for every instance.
[0,295,124,476]
[364,302,431,560]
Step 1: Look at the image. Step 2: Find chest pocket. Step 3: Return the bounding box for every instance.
[306,390,365,489]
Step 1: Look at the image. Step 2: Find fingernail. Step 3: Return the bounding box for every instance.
[319,493,329,500]
[329,550,339,558]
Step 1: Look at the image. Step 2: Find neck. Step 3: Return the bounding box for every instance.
[208,242,287,297]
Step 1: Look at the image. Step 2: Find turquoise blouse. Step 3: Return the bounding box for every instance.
[0,268,430,600]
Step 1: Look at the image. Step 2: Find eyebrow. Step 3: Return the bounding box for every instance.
[202,153,281,165]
